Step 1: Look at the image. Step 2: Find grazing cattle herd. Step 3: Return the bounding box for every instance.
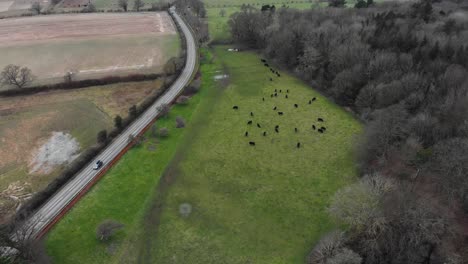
[232,58,327,148]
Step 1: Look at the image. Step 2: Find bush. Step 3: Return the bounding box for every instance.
[96,220,124,241]
[179,203,192,217]
[176,95,190,105]
[175,116,186,128]
[97,130,108,144]
[159,127,169,137]
[157,103,170,118]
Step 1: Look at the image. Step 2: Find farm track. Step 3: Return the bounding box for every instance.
[19,7,197,239]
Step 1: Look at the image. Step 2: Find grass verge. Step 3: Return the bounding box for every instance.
[45,62,210,263]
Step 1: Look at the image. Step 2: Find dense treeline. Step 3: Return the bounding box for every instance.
[230,0,468,263]
[174,0,209,44]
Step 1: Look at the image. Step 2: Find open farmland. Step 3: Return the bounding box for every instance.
[0,80,164,223]
[0,12,179,87]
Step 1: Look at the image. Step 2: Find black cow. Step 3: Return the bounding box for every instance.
[279,89,282,93]
[245,131,249,137]
[295,128,298,133]
[321,127,326,131]
[277,73,281,77]
[318,129,324,133]
[273,106,277,110]
[247,120,252,125]
[286,89,289,93]
[271,94,274,98]
[264,63,269,67]
[312,125,316,130]
[257,123,261,128]
[263,131,267,136]
[285,95,288,99]
[308,100,312,104]
[249,141,256,146]
[270,78,273,81]
[275,128,279,133]
[275,93,278,97]
[297,142,301,148]
[262,97,265,101]
[312,97,316,101]
[275,89,277,92]
[278,112,284,115]
[294,104,298,108]
[275,125,279,129]
[318,118,324,122]
[261,59,266,63]
[233,105,238,110]
[250,112,254,117]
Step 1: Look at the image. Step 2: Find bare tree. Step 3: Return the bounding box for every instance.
[0,219,51,263]
[307,230,345,264]
[134,0,144,11]
[0,65,35,89]
[30,2,41,14]
[176,95,190,105]
[97,130,108,144]
[327,248,362,264]
[158,127,169,137]
[64,71,74,83]
[175,116,186,128]
[96,220,124,241]
[118,0,128,11]
[157,103,170,118]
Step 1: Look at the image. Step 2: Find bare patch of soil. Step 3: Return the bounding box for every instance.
[29,131,80,174]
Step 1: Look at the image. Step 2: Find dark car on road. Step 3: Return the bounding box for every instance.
[93,160,104,170]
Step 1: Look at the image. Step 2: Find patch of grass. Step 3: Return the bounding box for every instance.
[138,46,362,262]
[45,61,210,263]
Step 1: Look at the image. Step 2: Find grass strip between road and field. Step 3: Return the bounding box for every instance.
[45,48,217,264]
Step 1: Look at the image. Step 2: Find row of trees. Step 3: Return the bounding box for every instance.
[229,0,468,262]
[174,0,209,44]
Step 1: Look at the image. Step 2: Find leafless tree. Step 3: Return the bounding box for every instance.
[30,2,41,14]
[0,219,51,263]
[175,116,186,128]
[307,230,345,264]
[157,103,170,118]
[176,95,190,105]
[326,248,362,264]
[133,0,144,11]
[118,0,128,11]
[158,127,169,137]
[0,65,35,89]
[64,71,74,83]
[96,220,124,241]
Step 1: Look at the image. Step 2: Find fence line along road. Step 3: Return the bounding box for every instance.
[21,7,197,239]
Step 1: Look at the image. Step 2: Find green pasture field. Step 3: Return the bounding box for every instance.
[139,46,362,263]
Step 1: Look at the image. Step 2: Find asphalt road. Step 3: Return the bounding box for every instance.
[21,7,197,239]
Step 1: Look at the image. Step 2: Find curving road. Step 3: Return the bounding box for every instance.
[20,7,197,239]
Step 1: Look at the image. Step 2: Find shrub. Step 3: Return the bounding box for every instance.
[176,95,190,105]
[97,130,108,144]
[114,115,123,129]
[96,220,124,241]
[179,203,192,217]
[159,127,169,137]
[175,116,186,128]
[157,103,170,118]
